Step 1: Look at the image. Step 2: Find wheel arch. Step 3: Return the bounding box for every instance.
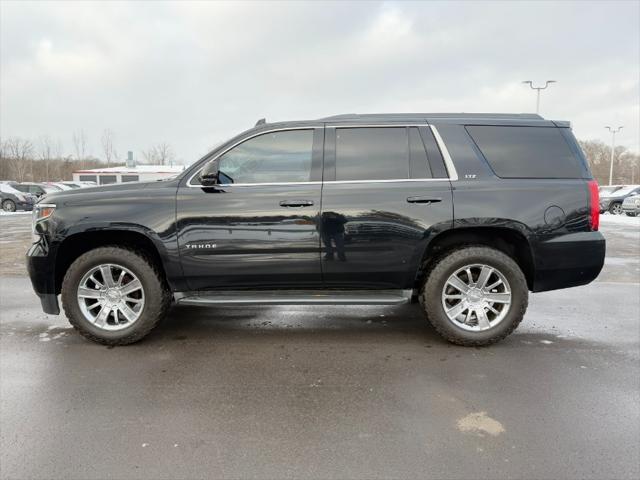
[54,228,169,294]
[415,226,535,290]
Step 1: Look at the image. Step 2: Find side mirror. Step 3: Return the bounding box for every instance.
[199,160,219,187]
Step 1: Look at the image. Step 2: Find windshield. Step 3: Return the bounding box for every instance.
[609,185,640,196]
[0,184,23,195]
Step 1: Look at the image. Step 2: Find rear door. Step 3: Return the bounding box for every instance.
[176,127,324,291]
[320,123,454,289]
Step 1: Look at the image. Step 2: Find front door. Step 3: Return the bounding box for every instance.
[176,127,324,291]
[320,124,454,289]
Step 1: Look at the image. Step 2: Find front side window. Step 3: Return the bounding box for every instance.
[214,129,314,184]
[121,175,139,183]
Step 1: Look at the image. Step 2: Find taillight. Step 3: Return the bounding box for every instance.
[588,180,599,231]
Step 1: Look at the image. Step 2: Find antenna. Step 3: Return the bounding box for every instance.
[255,118,266,127]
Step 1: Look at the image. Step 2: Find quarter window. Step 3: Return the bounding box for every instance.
[215,129,314,184]
[466,125,586,179]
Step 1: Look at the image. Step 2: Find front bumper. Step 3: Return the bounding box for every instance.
[26,240,60,314]
[622,204,640,215]
[599,199,612,213]
[16,201,34,211]
[532,231,606,292]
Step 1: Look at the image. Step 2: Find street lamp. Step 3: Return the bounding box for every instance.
[605,126,623,186]
[522,80,556,114]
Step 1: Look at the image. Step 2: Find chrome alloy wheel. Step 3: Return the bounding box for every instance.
[611,203,623,215]
[441,264,512,332]
[77,264,145,331]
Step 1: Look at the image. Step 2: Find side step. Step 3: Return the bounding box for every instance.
[175,289,413,306]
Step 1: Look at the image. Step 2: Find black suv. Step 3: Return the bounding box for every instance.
[27,113,605,346]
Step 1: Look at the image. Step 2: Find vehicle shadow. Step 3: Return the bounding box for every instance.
[145,303,446,345]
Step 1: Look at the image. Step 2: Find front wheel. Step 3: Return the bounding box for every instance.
[609,202,623,215]
[2,199,16,212]
[421,246,528,346]
[61,246,170,345]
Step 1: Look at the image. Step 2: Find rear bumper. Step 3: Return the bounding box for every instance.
[532,231,605,292]
[26,241,60,314]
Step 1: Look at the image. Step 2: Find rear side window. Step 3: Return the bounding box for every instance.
[336,127,407,181]
[466,126,586,179]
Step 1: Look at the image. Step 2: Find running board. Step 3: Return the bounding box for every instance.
[175,290,413,306]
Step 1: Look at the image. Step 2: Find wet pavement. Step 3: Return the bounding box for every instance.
[1,214,639,479]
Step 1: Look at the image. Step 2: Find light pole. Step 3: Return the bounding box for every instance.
[605,126,623,185]
[522,80,556,114]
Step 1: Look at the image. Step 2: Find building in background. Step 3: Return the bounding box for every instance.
[72,165,185,185]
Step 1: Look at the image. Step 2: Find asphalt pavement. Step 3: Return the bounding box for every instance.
[1,214,639,480]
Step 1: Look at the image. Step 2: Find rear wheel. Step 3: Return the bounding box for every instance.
[420,246,528,346]
[2,199,16,212]
[61,246,170,345]
[609,202,623,215]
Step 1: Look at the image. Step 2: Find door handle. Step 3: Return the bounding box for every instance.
[407,196,442,204]
[279,199,314,207]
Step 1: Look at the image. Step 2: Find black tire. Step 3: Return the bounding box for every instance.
[609,202,623,215]
[420,246,528,346]
[2,199,16,212]
[61,246,171,345]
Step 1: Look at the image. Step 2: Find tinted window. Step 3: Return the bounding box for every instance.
[79,175,97,182]
[409,127,431,179]
[336,127,408,181]
[99,175,117,185]
[216,129,313,184]
[467,126,585,178]
[121,175,139,182]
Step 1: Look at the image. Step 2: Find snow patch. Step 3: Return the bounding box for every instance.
[457,411,505,436]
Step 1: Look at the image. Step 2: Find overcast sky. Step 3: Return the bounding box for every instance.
[1,0,638,164]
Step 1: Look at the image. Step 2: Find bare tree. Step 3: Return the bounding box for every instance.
[72,129,88,167]
[142,142,175,166]
[5,137,34,182]
[101,129,117,167]
[578,139,639,185]
[38,135,55,181]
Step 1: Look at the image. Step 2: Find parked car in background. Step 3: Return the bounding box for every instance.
[622,194,640,217]
[45,182,74,191]
[0,183,35,211]
[12,182,61,198]
[599,185,623,197]
[599,185,640,215]
[60,181,97,189]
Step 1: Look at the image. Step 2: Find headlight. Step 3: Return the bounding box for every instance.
[635,199,640,206]
[32,203,56,242]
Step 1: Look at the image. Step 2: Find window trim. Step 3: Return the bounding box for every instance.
[186,124,458,187]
